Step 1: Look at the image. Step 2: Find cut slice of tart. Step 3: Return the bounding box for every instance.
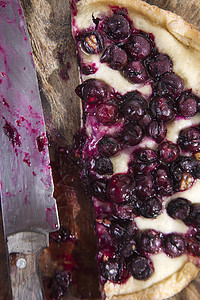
[70,0,200,299]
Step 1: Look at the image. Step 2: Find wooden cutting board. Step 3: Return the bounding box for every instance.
[1,0,200,299]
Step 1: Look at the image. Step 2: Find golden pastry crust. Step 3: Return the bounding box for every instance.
[72,0,200,299]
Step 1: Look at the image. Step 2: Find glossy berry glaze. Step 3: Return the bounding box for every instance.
[71,6,200,289]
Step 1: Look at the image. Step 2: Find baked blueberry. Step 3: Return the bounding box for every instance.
[166,198,191,220]
[178,126,200,152]
[185,204,200,227]
[146,120,167,143]
[139,229,162,254]
[120,123,143,146]
[122,60,148,84]
[96,102,119,125]
[97,136,120,157]
[130,256,153,280]
[156,72,184,98]
[164,234,185,257]
[76,79,108,104]
[158,141,180,163]
[125,33,151,60]
[135,196,162,218]
[94,156,113,175]
[100,44,128,70]
[107,174,135,204]
[105,13,131,42]
[101,258,126,283]
[91,178,108,200]
[177,90,199,117]
[154,165,173,196]
[150,96,175,122]
[135,173,155,198]
[147,53,173,78]
[130,148,159,174]
[121,91,147,122]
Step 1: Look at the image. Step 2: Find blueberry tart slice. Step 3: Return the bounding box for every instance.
[70,0,200,299]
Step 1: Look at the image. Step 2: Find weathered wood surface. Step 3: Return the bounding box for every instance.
[1,0,200,299]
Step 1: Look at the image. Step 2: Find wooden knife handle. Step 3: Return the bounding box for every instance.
[9,252,44,300]
[7,232,48,300]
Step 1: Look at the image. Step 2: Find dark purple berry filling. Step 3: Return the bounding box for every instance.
[97,136,120,157]
[135,197,162,218]
[76,79,108,104]
[72,7,200,288]
[150,96,175,122]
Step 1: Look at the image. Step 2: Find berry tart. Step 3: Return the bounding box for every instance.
[70,0,200,299]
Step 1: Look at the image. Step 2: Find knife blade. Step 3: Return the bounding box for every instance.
[0,0,59,299]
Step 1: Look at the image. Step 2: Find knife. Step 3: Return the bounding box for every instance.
[0,1,59,299]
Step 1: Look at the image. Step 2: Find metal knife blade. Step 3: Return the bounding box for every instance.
[0,0,59,298]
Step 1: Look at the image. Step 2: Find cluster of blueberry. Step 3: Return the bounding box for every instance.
[74,8,200,284]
